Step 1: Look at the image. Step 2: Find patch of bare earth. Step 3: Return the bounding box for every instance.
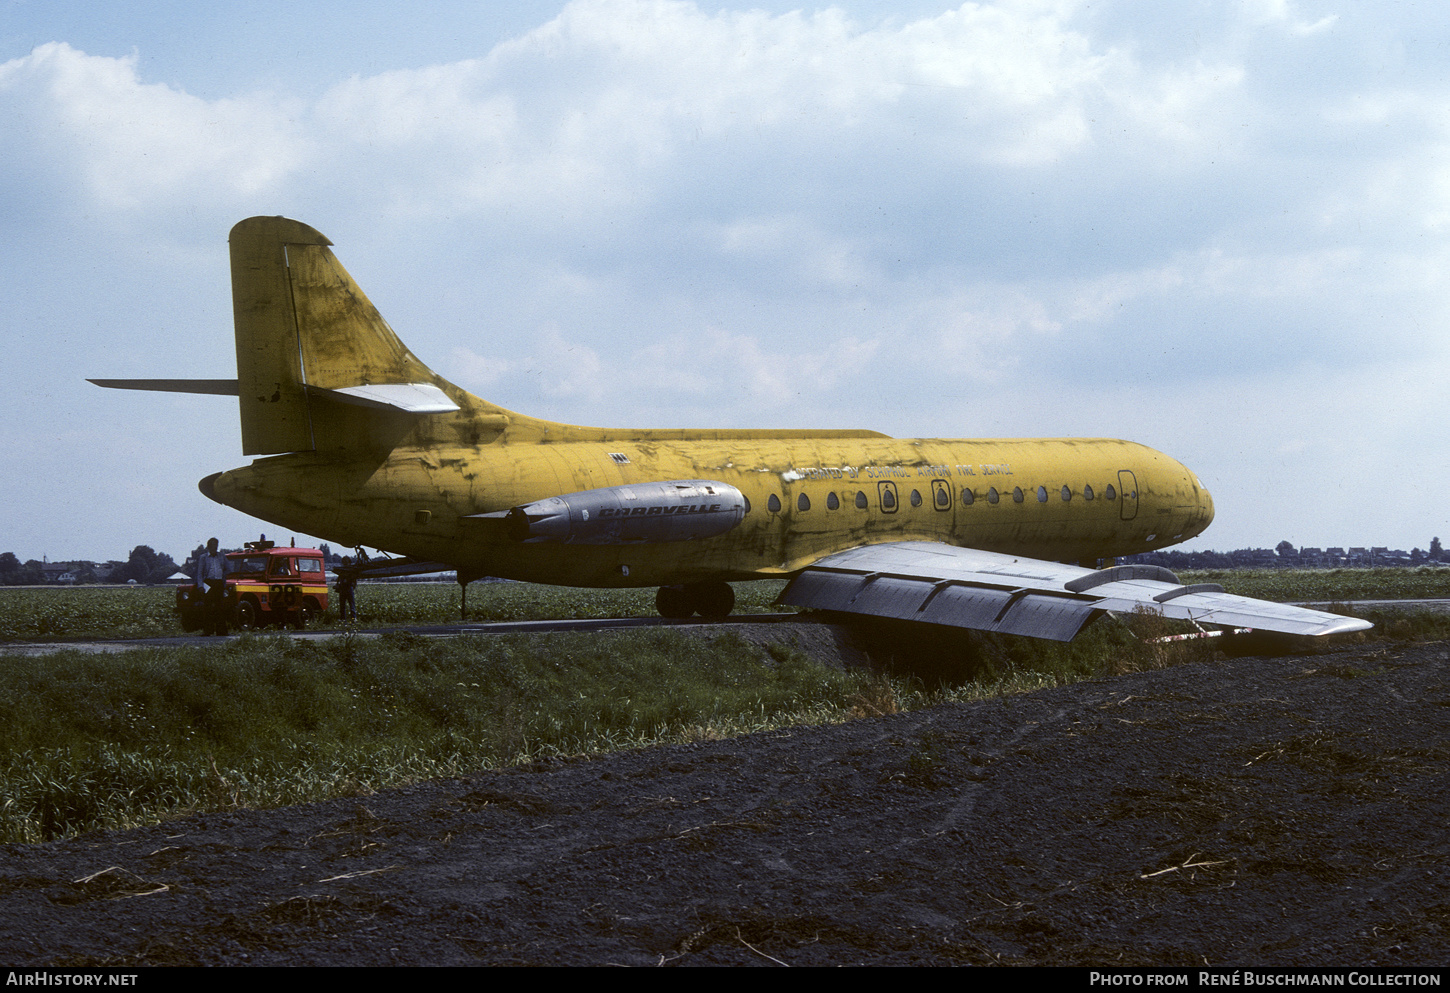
[1,640,1447,966]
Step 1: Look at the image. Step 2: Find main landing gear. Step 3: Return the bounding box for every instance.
[656,581,736,621]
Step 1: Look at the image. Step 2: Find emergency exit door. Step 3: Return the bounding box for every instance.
[1118,470,1139,521]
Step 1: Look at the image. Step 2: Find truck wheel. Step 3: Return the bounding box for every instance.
[237,599,260,630]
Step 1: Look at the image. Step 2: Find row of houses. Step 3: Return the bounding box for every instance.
[1129,545,1446,570]
[5,560,193,585]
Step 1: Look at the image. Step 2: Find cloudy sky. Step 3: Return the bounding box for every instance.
[3,0,1447,565]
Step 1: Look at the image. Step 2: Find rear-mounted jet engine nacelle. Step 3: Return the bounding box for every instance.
[507,480,746,544]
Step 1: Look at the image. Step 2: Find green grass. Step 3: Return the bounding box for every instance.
[1179,567,1450,603]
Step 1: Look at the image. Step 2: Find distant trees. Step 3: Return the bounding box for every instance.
[0,554,44,585]
[116,546,179,585]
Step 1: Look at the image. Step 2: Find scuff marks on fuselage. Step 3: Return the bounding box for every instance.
[206,435,1213,589]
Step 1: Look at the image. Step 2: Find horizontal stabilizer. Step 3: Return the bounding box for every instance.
[781,541,1374,641]
[89,379,239,395]
[307,383,460,414]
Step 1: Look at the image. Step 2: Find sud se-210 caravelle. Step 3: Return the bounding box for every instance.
[94,216,1370,643]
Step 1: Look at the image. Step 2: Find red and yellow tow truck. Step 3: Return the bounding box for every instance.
[177,538,330,631]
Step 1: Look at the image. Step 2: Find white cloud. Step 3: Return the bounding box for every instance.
[6,1,1450,558]
[0,43,306,212]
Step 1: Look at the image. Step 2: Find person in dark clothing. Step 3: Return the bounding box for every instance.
[336,556,358,622]
[194,537,231,636]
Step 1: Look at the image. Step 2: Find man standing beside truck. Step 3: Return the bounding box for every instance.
[194,537,231,636]
[336,555,358,622]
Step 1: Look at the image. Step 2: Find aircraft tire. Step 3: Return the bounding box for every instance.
[690,581,735,621]
[656,585,693,619]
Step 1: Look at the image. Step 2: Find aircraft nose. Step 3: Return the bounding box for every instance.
[1197,478,1215,531]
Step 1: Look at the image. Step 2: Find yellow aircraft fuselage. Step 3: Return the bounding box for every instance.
[207,434,1213,588]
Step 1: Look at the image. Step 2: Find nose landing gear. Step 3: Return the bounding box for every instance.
[655,581,736,620]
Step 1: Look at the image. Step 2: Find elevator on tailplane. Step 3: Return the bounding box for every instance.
[91,216,1368,642]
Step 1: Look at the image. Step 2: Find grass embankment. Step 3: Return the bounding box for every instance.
[0,630,893,843]
[0,611,1233,844]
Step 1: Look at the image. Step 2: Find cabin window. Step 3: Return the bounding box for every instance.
[961,488,975,506]
[1105,485,1117,502]
[1036,486,1047,503]
[879,481,898,512]
[798,493,811,512]
[768,494,781,513]
[1061,486,1071,502]
[827,492,840,510]
[932,480,950,510]
[855,491,868,510]
[1013,487,1024,504]
[910,489,922,508]
[987,487,999,504]
[1083,485,1094,501]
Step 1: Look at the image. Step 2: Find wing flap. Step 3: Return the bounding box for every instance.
[780,541,1372,641]
[784,562,1101,641]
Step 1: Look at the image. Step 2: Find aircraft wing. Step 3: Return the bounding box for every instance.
[778,541,1372,641]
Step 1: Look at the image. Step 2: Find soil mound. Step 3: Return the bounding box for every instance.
[2,641,1446,966]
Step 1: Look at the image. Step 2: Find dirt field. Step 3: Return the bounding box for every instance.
[1,638,1447,966]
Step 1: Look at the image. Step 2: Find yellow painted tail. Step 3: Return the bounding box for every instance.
[230,215,482,455]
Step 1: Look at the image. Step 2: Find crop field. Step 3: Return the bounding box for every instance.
[1180,567,1450,603]
[0,580,796,643]
[2,568,1447,643]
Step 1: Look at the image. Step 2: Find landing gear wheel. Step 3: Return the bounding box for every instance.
[656,585,693,619]
[691,581,735,621]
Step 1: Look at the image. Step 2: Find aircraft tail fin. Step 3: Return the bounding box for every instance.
[98,216,885,452]
[229,216,471,455]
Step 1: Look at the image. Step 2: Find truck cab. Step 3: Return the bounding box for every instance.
[177,538,330,631]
